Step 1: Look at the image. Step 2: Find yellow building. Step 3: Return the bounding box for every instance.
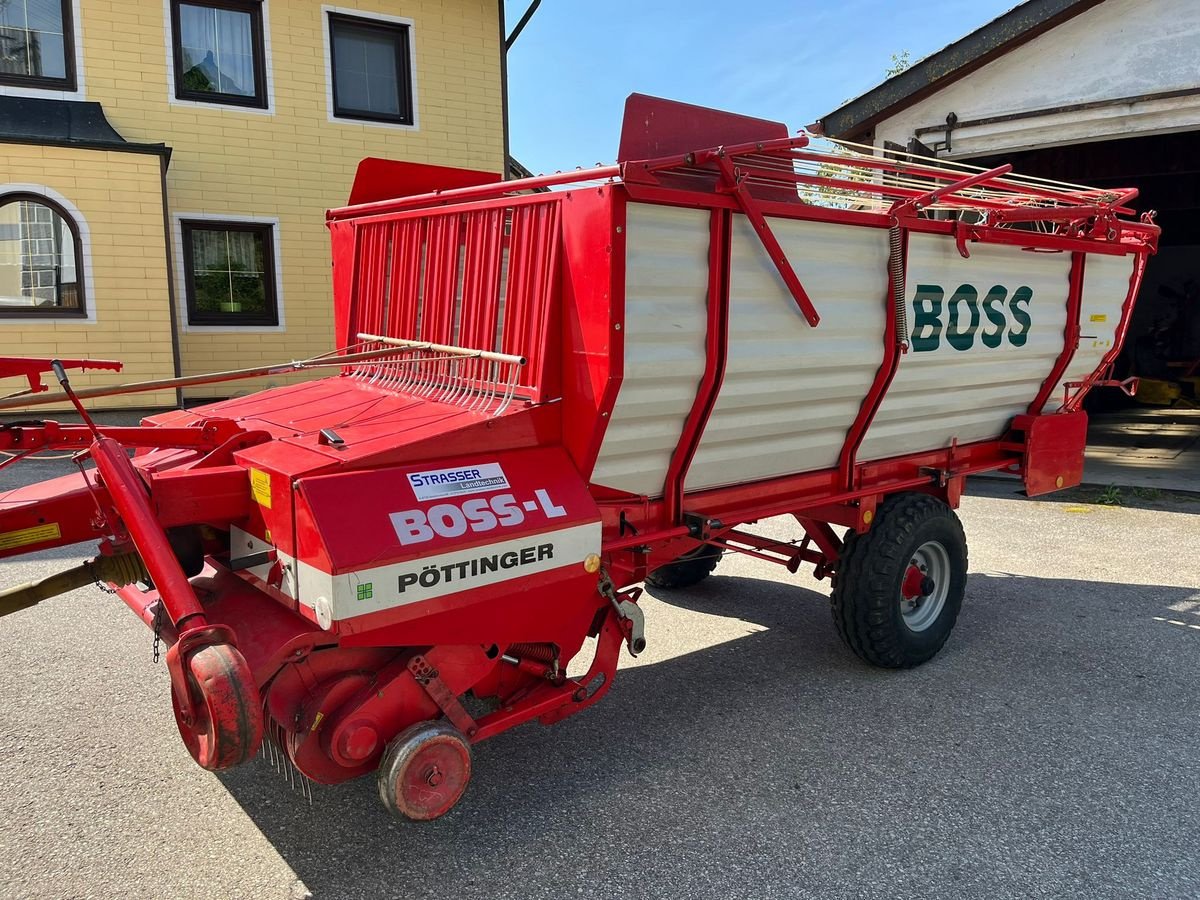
[0,0,507,408]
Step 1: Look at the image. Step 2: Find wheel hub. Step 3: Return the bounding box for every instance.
[899,541,951,632]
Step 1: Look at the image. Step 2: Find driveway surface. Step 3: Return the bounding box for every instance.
[1,455,1198,899]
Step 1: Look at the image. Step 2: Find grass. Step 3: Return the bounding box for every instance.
[1097,484,1123,506]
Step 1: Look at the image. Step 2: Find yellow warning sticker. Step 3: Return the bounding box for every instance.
[1089,313,1108,323]
[249,468,272,509]
[0,522,61,551]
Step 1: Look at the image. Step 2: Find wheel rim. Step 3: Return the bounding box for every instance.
[900,540,950,632]
[380,724,472,820]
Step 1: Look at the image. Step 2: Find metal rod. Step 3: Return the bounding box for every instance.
[357,333,526,366]
[326,165,620,221]
[0,347,417,412]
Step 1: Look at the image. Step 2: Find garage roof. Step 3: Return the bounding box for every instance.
[818,0,1105,140]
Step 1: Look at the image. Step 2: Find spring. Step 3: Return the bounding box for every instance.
[506,642,558,664]
[888,223,908,348]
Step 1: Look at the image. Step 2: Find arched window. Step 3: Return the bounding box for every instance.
[0,193,85,317]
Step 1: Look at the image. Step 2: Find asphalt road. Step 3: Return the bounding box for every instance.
[1,454,1198,900]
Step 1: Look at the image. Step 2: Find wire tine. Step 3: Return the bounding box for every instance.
[446,356,463,404]
[495,360,518,415]
[467,357,485,411]
[406,349,423,393]
[459,353,481,404]
[399,350,416,391]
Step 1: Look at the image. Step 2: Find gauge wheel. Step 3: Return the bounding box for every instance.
[377,720,472,821]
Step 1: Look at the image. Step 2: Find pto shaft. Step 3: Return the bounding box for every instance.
[0,553,147,618]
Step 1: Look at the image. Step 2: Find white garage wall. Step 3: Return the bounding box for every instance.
[873,0,1200,158]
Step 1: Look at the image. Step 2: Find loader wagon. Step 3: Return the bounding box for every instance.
[0,95,1159,819]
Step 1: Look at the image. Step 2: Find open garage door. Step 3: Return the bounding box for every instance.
[965,130,1200,490]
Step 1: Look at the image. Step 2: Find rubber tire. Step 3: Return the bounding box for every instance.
[831,492,967,669]
[645,544,720,590]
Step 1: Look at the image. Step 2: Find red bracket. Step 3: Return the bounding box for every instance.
[408,655,479,739]
[708,154,820,326]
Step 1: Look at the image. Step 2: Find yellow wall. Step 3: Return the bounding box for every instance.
[0,145,177,409]
[92,0,505,397]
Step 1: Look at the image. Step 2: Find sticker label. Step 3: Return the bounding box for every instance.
[249,468,272,508]
[407,462,509,501]
[0,522,61,551]
[391,489,567,546]
[1089,313,1108,323]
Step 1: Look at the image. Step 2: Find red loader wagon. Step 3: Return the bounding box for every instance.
[0,96,1158,820]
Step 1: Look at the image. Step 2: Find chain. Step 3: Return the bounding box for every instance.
[152,604,162,664]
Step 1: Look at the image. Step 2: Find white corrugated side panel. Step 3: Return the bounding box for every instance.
[858,234,1071,461]
[687,216,888,490]
[1046,252,1135,410]
[590,203,710,496]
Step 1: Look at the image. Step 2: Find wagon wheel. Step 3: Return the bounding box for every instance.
[831,492,967,669]
[645,543,721,590]
[377,721,472,821]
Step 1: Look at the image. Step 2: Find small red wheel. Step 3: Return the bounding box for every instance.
[376,721,472,821]
[170,642,264,770]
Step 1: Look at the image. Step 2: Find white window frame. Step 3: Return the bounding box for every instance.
[162,0,276,115]
[0,0,86,101]
[0,182,95,325]
[172,212,286,333]
[321,5,419,132]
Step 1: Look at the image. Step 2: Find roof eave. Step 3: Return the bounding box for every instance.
[819,0,1104,139]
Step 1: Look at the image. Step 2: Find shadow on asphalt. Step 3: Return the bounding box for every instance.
[212,571,1200,899]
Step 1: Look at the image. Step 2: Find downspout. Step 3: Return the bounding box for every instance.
[157,146,184,408]
[497,0,510,177]
[501,0,542,179]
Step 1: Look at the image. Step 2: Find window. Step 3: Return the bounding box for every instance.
[0,0,75,90]
[0,194,84,317]
[328,12,413,125]
[171,0,267,108]
[181,221,277,326]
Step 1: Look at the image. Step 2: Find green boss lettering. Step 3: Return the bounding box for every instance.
[910,285,943,353]
[980,286,1008,349]
[910,283,1033,352]
[1008,286,1033,347]
[945,285,979,352]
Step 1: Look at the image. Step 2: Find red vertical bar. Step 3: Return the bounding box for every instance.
[522,201,560,392]
[501,206,532,358]
[1063,249,1149,411]
[386,218,421,339]
[355,223,387,341]
[459,208,503,351]
[1028,251,1086,414]
[837,222,906,490]
[423,214,459,344]
[663,209,731,523]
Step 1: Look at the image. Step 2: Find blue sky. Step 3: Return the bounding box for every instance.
[504,0,1018,173]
